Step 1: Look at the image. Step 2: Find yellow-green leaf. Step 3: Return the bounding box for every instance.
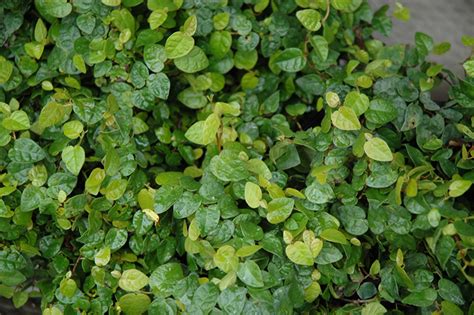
[0,57,13,84]
[185,113,220,145]
[85,168,106,195]
[2,111,30,131]
[148,10,168,30]
[38,102,65,128]
[34,18,48,42]
[244,182,262,209]
[165,31,194,59]
[296,9,321,31]
[285,241,314,266]
[319,229,348,245]
[449,180,472,197]
[364,137,393,162]
[331,106,361,130]
[214,245,239,273]
[101,0,121,6]
[61,146,85,176]
[119,269,149,292]
[95,246,111,266]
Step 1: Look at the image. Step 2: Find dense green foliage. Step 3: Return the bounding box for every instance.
[1,0,474,314]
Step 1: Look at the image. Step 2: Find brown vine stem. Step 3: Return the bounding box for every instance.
[71,256,83,275]
[216,122,223,153]
[322,0,331,24]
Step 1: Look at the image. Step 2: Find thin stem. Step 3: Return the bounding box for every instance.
[71,256,82,275]
[322,0,331,24]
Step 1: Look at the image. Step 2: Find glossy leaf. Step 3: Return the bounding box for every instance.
[119,269,149,292]
[364,137,393,162]
[61,146,85,176]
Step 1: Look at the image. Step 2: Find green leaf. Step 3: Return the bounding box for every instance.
[244,182,262,209]
[365,99,397,125]
[325,91,340,108]
[393,2,410,21]
[147,73,170,99]
[214,245,239,273]
[1,2,473,312]
[213,12,230,30]
[36,0,72,18]
[178,88,207,109]
[165,31,194,59]
[401,288,437,307]
[42,307,63,315]
[154,185,183,214]
[110,8,134,34]
[274,48,307,72]
[319,229,348,244]
[462,35,474,47]
[266,197,294,224]
[185,113,220,145]
[305,181,335,204]
[415,32,434,56]
[105,179,128,201]
[343,91,369,116]
[209,31,232,59]
[119,269,150,292]
[188,283,220,314]
[174,46,209,73]
[12,291,29,309]
[102,0,121,6]
[261,91,280,114]
[147,0,182,11]
[173,192,201,219]
[361,302,387,315]
[59,278,77,298]
[148,10,167,30]
[357,282,377,299]
[310,35,329,61]
[144,44,166,72]
[331,106,361,130]
[95,246,111,266]
[210,151,250,182]
[8,138,46,163]
[105,228,128,251]
[150,263,184,297]
[254,0,270,12]
[63,120,84,139]
[315,243,343,264]
[34,18,48,42]
[215,102,240,116]
[0,58,13,84]
[38,102,65,129]
[62,146,85,176]
[195,206,220,234]
[183,15,197,36]
[2,111,30,131]
[438,278,465,305]
[364,137,393,162]
[296,9,321,31]
[236,260,264,287]
[285,241,314,266]
[21,185,44,212]
[118,293,151,315]
[449,179,472,197]
[433,42,451,55]
[338,205,368,235]
[441,301,464,315]
[331,0,355,11]
[24,42,44,59]
[217,287,247,313]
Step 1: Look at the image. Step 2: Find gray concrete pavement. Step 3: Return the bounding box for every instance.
[369,0,474,76]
